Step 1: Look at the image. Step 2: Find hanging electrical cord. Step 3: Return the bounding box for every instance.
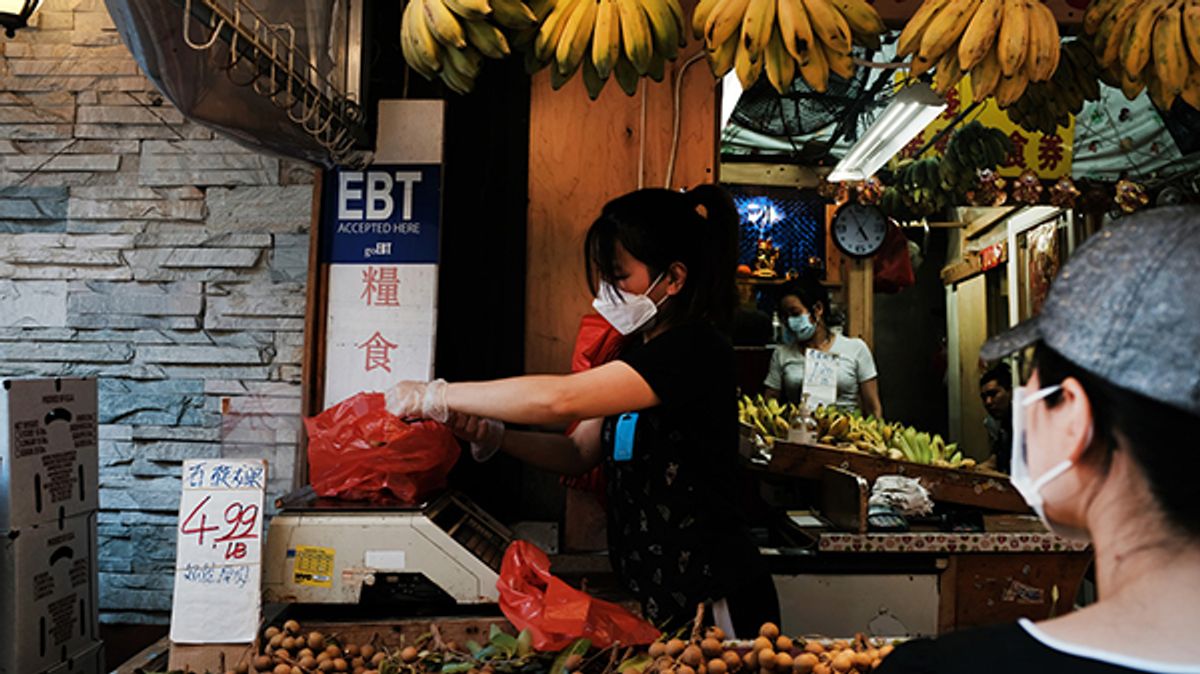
[665,50,707,190]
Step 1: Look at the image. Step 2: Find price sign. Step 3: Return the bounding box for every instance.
[169,459,266,644]
[802,348,840,408]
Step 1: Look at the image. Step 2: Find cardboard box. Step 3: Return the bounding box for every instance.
[0,378,99,531]
[40,641,104,674]
[1,512,100,674]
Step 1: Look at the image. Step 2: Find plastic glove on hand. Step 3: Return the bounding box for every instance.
[384,379,449,422]
[448,412,505,462]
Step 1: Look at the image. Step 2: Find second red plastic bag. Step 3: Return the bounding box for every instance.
[497,540,660,650]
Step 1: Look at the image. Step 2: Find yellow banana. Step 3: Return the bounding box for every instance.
[1145,66,1174,107]
[920,0,982,65]
[932,48,963,95]
[664,0,690,47]
[777,0,815,64]
[897,0,954,57]
[994,69,1029,106]
[535,0,583,61]
[1122,0,1170,77]
[764,25,796,92]
[803,0,853,54]
[614,53,641,94]
[829,0,885,42]
[445,0,493,20]
[556,0,599,75]
[640,0,682,59]
[1120,68,1145,98]
[798,30,830,90]
[741,0,778,64]
[1084,0,1120,34]
[1181,64,1200,107]
[1095,0,1149,68]
[465,19,512,58]
[402,0,442,78]
[619,0,656,73]
[705,0,753,50]
[581,55,609,99]
[441,44,483,92]
[1185,0,1200,64]
[693,0,724,38]
[489,0,539,29]
[735,23,765,86]
[707,29,740,75]
[592,0,621,78]
[958,0,1002,70]
[828,44,855,77]
[421,0,469,49]
[997,0,1029,76]
[1024,0,1058,81]
[1153,4,1187,98]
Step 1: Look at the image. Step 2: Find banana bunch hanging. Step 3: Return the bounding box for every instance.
[523,0,689,99]
[1084,0,1200,109]
[400,0,540,94]
[899,0,1060,107]
[694,0,885,93]
[1005,39,1102,134]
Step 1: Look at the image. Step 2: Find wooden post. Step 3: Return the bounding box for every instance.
[845,257,874,350]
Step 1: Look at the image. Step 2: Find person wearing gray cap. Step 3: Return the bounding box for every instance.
[876,206,1200,673]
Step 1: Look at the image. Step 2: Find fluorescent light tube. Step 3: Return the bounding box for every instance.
[827,83,948,182]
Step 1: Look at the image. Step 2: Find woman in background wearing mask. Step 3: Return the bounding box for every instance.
[763,280,883,418]
[387,186,780,637]
[878,207,1200,673]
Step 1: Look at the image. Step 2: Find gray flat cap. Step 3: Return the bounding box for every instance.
[982,206,1200,416]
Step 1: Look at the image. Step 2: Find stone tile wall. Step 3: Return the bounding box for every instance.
[0,0,315,623]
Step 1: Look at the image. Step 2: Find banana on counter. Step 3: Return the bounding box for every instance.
[740,395,979,471]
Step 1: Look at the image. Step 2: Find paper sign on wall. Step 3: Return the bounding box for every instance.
[169,459,266,644]
[802,349,839,407]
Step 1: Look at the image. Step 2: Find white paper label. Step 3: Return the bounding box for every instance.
[364,550,407,570]
[802,348,839,407]
[169,459,266,644]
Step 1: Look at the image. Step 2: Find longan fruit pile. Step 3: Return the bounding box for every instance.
[638,623,893,674]
[243,620,386,674]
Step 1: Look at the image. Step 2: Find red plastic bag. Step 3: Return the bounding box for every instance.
[304,392,460,504]
[561,314,627,502]
[497,541,660,650]
[873,223,917,294]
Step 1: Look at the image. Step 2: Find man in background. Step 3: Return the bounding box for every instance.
[979,365,1013,473]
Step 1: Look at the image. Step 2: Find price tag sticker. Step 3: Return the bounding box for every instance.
[169,459,267,644]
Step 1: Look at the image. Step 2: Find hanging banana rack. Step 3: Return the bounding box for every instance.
[173,0,370,167]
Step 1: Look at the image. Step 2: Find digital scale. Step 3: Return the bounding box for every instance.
[263,491,513,607]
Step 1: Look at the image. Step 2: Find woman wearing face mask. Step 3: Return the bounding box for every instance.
[762,279,883,418]
[386,186,780,637]
[877,207,1200,673]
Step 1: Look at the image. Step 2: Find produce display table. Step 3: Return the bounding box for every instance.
[768,531,1092,636]
[762,440,1028,512]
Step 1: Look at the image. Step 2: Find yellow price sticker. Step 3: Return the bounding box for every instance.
[293,545,335,588]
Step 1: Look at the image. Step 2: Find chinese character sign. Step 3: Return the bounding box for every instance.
[911,77,1074,179]
[322,165,441,407]
[170,459,266,644]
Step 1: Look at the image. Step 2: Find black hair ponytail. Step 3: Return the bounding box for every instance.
[684,184,738,330]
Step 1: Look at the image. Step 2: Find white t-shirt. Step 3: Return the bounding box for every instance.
[763,334,878,410]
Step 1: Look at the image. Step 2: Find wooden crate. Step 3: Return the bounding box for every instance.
[764,440,1029,512]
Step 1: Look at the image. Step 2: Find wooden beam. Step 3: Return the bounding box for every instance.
[845,256,873,349]
[720,162,828,187]
[941,253,984,286]
[964,206,1019,240]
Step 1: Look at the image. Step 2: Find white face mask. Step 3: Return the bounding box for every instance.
[592,273,668,336]
[1010,384,1091,541]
